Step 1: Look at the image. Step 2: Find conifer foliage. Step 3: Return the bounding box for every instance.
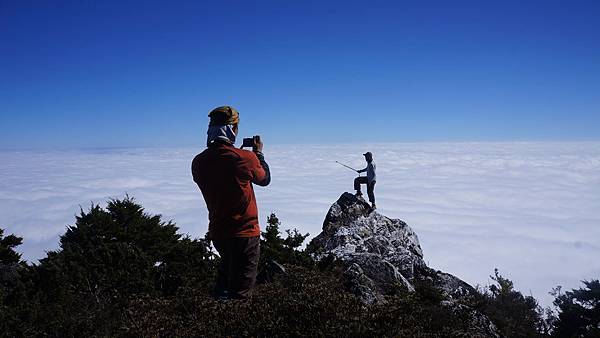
[0,198,598,337]
[552,279,600,337]
[1,197,215,336]
[0,228,23,264]
[259,213,312,269]
[1,229,33,335]
[474,268,547,337]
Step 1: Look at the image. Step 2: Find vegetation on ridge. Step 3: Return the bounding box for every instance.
[1,197,598,337]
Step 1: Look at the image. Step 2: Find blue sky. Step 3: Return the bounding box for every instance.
[1,0,599,149]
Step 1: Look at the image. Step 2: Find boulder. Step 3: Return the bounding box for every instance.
[308,192,473,300]
[307,192,500,337]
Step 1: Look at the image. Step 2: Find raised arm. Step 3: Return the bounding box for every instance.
[250,136,270,186]
[252,151,271,186]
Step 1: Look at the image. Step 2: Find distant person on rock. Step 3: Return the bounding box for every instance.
[354,152,376,209]
[192,106,271,300]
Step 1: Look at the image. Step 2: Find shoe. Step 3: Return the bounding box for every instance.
[371,203,376,209]
[355,191,363,196]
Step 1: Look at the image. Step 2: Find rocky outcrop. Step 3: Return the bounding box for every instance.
[307,192,475,301]
[308,192,425,302]
[307,192,500,337]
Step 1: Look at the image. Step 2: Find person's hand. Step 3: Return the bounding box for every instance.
[252,135,263,153]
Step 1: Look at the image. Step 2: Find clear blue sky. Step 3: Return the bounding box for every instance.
[1,0,599,149]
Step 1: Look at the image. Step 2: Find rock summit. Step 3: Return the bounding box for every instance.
[307,192,500,337]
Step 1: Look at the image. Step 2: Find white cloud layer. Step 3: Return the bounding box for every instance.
[1,142,599,307]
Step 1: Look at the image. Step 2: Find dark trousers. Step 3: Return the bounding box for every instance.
[354,176,376,203]
[212,236,260,299]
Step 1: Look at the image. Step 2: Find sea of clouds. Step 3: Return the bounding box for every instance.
[1,142,599,307]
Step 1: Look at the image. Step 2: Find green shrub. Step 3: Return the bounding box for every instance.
[2,197,598,337]
[259,212,312,269]
[19,197,216,336]
[472,269,547,337]
[552,280,600,338]
[124,265,482,337]
[1,229,32,336]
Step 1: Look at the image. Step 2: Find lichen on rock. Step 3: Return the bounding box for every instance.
[307,192,425,301]
[307,192,501,337]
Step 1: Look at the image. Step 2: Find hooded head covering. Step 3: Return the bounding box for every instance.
[207,125,236,146]
[206,106,239,146]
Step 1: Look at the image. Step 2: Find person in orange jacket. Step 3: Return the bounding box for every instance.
[192,106,270,299]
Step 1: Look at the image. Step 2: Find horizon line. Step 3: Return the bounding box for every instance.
[2,139,600,152]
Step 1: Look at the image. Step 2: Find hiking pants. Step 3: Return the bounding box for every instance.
[212,236,260,299]
[354,176,376,203]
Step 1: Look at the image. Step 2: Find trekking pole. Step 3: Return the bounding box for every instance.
[335,161,361,175]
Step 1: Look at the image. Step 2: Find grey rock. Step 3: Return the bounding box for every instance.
[308,192,424,295]
[307,192,500,337]
[308,192,427,300]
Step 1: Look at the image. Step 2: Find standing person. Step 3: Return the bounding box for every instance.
[354,152,376,209]
[192,106,271,299]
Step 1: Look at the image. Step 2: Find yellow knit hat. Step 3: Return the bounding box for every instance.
[208,106,240,126]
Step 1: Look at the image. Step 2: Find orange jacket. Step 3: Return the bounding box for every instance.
[192,142,270,240]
